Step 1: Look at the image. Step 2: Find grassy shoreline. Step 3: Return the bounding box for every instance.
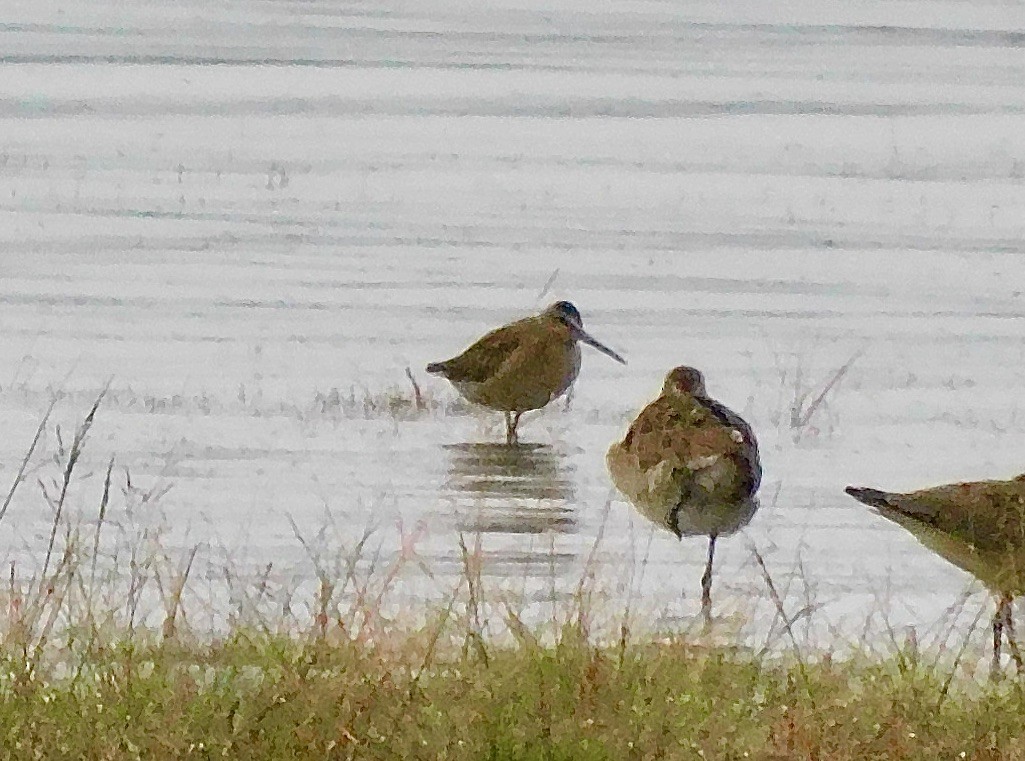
[1,395,1023,759]
[3,630,1025,760]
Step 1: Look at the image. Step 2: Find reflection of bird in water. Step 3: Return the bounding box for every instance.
[427,301,626,444]
[443,442,576,535]
[845,475,1025,676]
[607,366,762,622]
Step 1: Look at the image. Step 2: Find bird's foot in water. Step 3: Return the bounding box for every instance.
[504,411,523,445]
[699,534,717,632]
[991,594,1023,680]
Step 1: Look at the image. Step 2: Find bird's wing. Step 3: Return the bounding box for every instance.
[696,397,758,451]
[433,320,533,384]
[898,477,1025,554]
[621,395,748,473]
[853,475,1025,557]
[692,396,762,495]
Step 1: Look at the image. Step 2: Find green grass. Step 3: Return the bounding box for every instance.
[2,631,1025,760]
[3,393,1025,759]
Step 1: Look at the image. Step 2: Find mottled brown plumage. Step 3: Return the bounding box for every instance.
[846,474,1025,675]
[608,367,761,521]
[427,301,625,443]
[607,366,762,622]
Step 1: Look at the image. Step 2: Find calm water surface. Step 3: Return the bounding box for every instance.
[1,0,1025,648]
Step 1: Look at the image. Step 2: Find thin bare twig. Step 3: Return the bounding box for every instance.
[537,268,559,300]
[0,394,58,526]
[405,367,425,412]
[161,544,200,641]
[751,544,815,706]
[87,456,116,603]
[38,383,109,593]
[936,601,987,710]
[797,349,863,426]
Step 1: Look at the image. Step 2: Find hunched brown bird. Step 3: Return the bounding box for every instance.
[607,366,762,622]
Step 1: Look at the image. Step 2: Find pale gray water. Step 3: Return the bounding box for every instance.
[1,0,1025,650]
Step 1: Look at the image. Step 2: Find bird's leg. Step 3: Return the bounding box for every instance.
[700,534,717,629]
[508,412,523,444]
[993,596,1008,680]
[1000,594,1024,675]
[504,411,522,445]
[993,615,1003,679]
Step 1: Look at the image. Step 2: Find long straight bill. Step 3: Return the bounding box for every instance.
[574,327,626,364]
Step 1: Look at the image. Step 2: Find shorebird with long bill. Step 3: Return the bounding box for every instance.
[427,301,626,444]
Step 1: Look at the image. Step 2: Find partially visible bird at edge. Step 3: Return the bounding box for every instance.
[846,474,1025,677]
[607,366,762,624]
[426,301,626,444]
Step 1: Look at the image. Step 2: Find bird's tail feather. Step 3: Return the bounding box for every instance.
[844,486,896,508]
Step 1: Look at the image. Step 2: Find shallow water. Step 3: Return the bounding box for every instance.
[1,0,1025,649]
